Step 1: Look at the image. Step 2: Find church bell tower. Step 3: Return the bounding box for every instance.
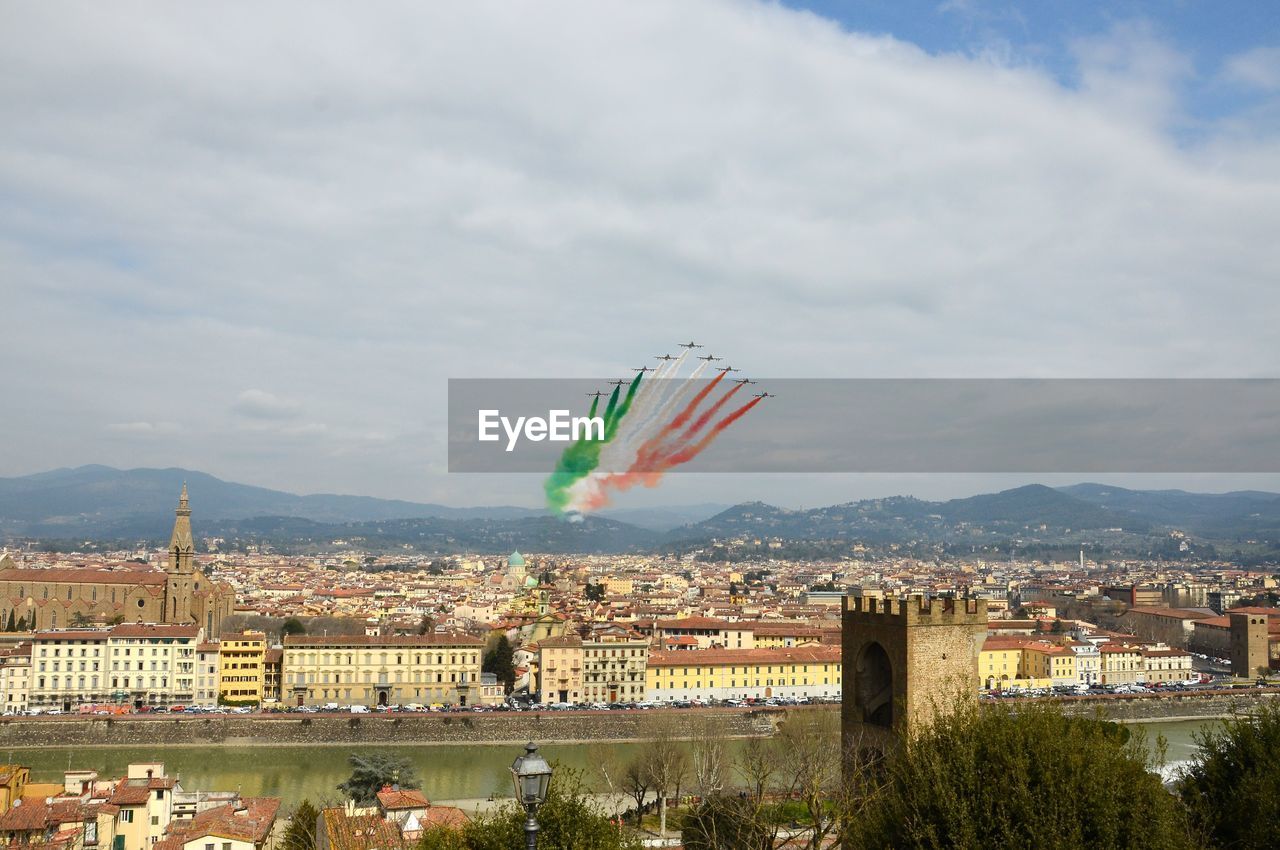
[165,484,196,624]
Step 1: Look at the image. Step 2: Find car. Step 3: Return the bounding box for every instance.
[350,705,370,713]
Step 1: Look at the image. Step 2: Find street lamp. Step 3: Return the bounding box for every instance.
[511,741,553,850]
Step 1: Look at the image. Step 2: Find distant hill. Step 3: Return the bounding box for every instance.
[2,466,1278,557]
[0,465,540,537]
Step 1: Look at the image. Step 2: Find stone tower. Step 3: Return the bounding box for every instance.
[1229,612,1269,679]
[165,484,196,625]
[842,594,987,743]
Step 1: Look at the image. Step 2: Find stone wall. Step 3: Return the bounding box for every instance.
[0,708,782,749]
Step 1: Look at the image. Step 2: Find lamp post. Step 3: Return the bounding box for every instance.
[511,741,553,850]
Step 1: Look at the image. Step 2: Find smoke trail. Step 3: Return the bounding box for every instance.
[543,383,621,512]
[572,394,763,512]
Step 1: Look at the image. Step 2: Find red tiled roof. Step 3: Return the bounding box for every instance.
[648,645,839,668]
[285,634,481,647]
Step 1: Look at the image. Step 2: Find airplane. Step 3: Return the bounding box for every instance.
[754,392,775,398]
[654,354,677,361]
[734,378,756,385]
[698,354,722,362]
[607,379,628,387]
[715,365,738,373]
[677,341,703,349]
[586,390,607,398]
[633,365,655,373]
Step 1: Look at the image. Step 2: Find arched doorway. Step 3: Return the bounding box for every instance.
[856,642,894,729]
[377,690,388,707]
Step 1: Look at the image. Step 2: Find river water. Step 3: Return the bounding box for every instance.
[10,720,1213,806]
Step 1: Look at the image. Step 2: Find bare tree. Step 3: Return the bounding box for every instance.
[641,723,690,838]
[690,719,728,798]
[622,756,650,819]
[776,710,844,850]
[587,742,627,832]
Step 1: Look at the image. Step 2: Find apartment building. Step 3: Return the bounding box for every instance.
[645,646,841,702]
[218,632,266,704]
[283,634,485,707]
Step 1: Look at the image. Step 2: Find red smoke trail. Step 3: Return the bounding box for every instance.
[681,382,743,440]
[576,394,763,511]
[659,370,727,435]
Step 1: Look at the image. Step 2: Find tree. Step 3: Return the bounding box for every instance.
[280,799,319,850]
[844,701,1195,850]
[281,617,306,637]
[621,755,650,818]
[448,766,641,850]
[586,743,627,833]
[337,753,421,805]
[584,583,605,602]
[1180,701,1280,850]
[4,609,14,632]
[775,710,844,850]
[482,636,515,694]
[69,611,94,628]
[417,615,435,635]
[681,796,772,850]
[107,614,126,626]
[640,724,689,838]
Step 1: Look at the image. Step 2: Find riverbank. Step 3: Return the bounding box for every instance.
[2,690,1274,749]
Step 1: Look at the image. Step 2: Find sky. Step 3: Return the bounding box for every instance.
[2,0,1279,509]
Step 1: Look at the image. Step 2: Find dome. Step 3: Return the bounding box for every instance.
[507,551,526,568]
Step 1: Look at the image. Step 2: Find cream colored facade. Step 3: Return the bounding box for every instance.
[646,646,841,702]
[536,635,583,704]
[0,644,30,714]
[283,634,484,707]
[218,632,265,704]
[31,625,200,710]
[196,642,221,706]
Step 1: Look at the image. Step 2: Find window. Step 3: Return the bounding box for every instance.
[120,810,133,823]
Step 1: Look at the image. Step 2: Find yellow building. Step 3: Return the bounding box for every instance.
[283,634,484,707]
[536,634,583,704]
[646,646,841,702]
[219,632,266,704]
[979,636,1075,689]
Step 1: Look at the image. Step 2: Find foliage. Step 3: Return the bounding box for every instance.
[281,617,306,636]
[337,753,421,805]
[1179,702,1280,850]
[438,766,641,850]
[417,615,435,635]
[681,796,773,850]
[844,702,1195,850]
[482,635,515,693]
[415,827,467,850]
[280,799,319,850]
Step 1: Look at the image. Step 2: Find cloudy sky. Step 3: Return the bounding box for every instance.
[3,1,1279,509]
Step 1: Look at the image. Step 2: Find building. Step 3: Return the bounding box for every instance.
[0,488,235,635]
[218,633,266,705]
[0,643,31,714]
[263,648,282,702]
[283,634,484,707]
[535,635,583,704]
[579,626,648,704]
[29,624,200,711]
[153,797,280,850]
[647,645,841,702]
[841,595,987,737]
[195,641,221,707]
[646,617,754,650]
[1231,611,1271,678]
[1142,648,1194,683]
[1120,607,1210,648]
[1098,644,1144,686]
[109,763,178,850]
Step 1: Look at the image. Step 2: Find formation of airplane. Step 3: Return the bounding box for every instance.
[677,341,703,349]
[633,365,655,373]
[715,365,738,373]
[654,354,677,361]
[586,390,607,398]
[754,392,775,398]
[607,379,628,387]
[734,378,756,385]
[698,354,722,362]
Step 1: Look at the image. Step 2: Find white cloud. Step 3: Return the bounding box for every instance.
[1222,46,1280,91]
[0,2,1277,505]
[232,390,302,420]
[106,421,181,434]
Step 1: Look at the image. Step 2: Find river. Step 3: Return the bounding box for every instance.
[8,720,1215,806]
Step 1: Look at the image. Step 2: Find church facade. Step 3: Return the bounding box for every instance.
[0,486,235,636]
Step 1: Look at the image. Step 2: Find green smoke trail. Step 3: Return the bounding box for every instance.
[543,375,642,513]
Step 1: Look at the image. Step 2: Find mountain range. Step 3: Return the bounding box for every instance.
[1,466,1278,557]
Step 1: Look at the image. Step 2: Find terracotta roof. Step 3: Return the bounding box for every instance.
[110,624,199,639]
[168,798,280,846]
[648,645,840,667]
[418,806,468,829]
[319,809,409,850]
[376,788,429,810]
[284,634,481,648]
[0,568,167,585]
